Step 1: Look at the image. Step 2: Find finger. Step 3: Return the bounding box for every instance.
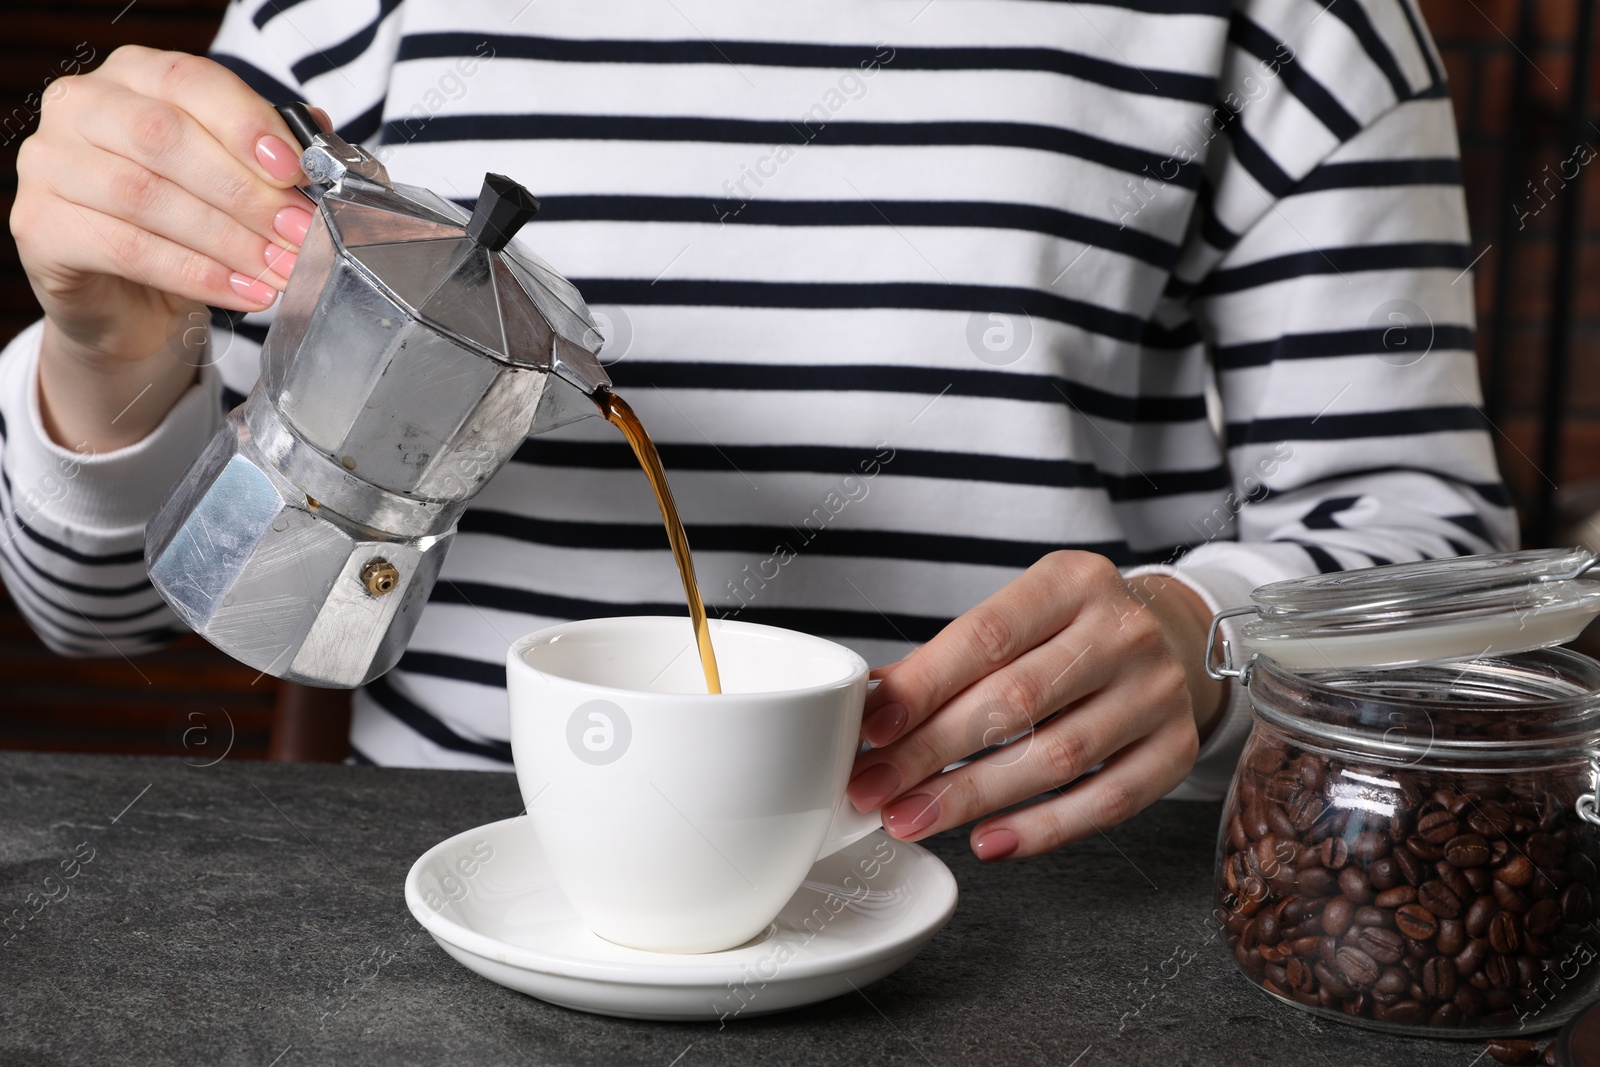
[850,626,1115,811]
[68,73,306,250]
[39,139,290,293]
[863,552,1110,747]
[27,194,278,312]
[868,665,1179,840]
[97,46,306,189]
[969,720,1199,861]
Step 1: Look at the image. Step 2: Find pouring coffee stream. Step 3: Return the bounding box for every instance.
[597,391,722,694]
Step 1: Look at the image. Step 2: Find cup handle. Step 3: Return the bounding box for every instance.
[817,792,883,860]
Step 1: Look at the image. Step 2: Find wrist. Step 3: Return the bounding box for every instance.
[1128,573,1228,742]
[38,314,203,451]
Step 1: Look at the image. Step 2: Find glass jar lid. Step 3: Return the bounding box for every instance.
[1210,548,1600,674]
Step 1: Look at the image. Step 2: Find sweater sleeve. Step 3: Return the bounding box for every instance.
[1132,0,1515,800]
[0,322,222,655]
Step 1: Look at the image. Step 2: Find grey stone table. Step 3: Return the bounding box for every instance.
[0,752,1530,1066]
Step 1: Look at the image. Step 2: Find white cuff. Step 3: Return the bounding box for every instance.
[1,319,223,536]
[1124,541,1318,801]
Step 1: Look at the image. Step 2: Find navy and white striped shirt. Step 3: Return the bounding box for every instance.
[0,0,1514,798]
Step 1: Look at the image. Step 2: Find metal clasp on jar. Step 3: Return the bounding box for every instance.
[1577,756,1600,827]
[1205,605,1260,685]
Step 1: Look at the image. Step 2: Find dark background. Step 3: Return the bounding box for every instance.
[0,0,1593,757]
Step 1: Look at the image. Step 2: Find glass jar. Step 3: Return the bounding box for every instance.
[1217,647,1600,1037]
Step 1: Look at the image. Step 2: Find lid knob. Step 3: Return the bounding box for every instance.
[467,173,540,252]
[275,101,326,152]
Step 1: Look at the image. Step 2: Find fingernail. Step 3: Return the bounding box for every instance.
[861,702,907,748]
[847,763,901,813]
[229,272,276,306]
[882,792,940,838]
[264,244,298,277]
[974,828,1019,862]
[255,135,302,182]
[274,206,312,246]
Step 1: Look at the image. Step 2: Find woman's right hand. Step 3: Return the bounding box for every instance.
[10,46,314,449]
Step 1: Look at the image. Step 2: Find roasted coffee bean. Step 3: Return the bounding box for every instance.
[1314,961,1355,998]
[1496,855,1535,887]
[1430,1002,1461,1027]
[1255,910,1281,946]
[1464,867,1493,893]
[1454,937,1489,976]
[1286,956,1314,992]
[1570,852,1598,885]
[1281,896,1324,925]
[1373,999,1424,1025]
[1419,880,1465,920]
[1375,886,1417,909]
[1545,1043,1560,1067]
[1368,856,1400,891]
[1418,810,1460,844]
[1246,746,1285,776]
[1287,793,1323,835]
[1242,806,1272,842]
[1394,904,1438,940]
[1485,953,1516,990]
[1297,867,1338,896]
[1374,966,1409,995]
[1353,905,1390,929]
[1466,895,1499,937]
[1527,833,1566,868]
[1468,803,1515,837]
[1320,837,1349,870]
[1493,880,1532,915]
[1485,1038,1541,1065]
[1562,882,1593,922]
[1226,814,1250,854]
[1292,754,1324,792]
[1354,926,1405,964]
[1322,897,1355,937]
[1445,834,1492,868]
[1407,836,1446,862]
[1436,861,1473,902]
[1436,919,1466,956]
[1487,911,1521,955]
[1335,945,1381,987]
[1338,867,1372,905]
[1284,918,1323,941]
[1264,962,1288,988]
[1352,832,1391,861]
[1394,848,1426,887]
[1526,898,1562,938]
[1516,954,1540,991]
[1289,935,1322,958]
[1456,984,1486,1021]
[1423,955,1457,1000]
[1265,773,1300,803]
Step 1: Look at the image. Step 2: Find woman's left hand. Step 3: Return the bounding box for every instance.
[845,551,1225,861]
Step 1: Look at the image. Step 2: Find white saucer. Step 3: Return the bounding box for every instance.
[404,817,958,1021]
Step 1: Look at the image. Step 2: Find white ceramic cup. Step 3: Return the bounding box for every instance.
[506,616,884,954]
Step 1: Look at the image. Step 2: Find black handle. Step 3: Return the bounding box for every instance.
[467,173,540,252]
[275,102,325,153]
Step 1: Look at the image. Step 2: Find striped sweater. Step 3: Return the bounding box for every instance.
[0,0,1514,799]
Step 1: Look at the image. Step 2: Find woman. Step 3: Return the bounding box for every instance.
[3,0,1511,861]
